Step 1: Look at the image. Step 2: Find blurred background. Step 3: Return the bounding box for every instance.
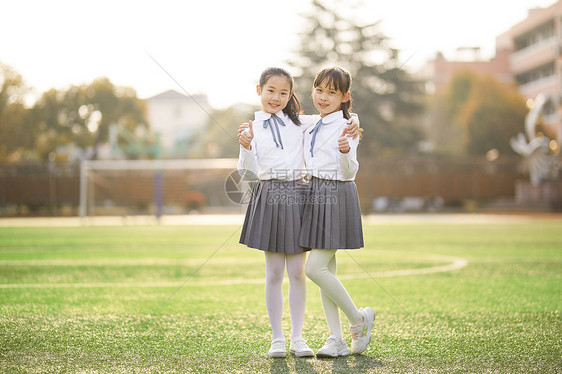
[1,0,561,218]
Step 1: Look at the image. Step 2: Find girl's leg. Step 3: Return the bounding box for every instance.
[285,252,307,339]
[305,249,363,326]
[265,252,286,339]
[319,254,344,339]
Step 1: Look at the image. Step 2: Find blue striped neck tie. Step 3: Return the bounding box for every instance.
[263,113,285,149]
[309,119,323,157]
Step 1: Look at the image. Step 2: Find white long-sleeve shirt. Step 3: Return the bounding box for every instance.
[303,110,359,181]
[237,111,319,181]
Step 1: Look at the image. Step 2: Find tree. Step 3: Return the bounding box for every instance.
[439,71,527,156]
[425,80,468,156]
[32,77,148,160]
[288,0,425,155]
[191,104,257,158]
[0,63,33,161]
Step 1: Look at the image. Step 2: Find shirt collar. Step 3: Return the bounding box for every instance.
[254,110,288,122]
[320,110,344,125]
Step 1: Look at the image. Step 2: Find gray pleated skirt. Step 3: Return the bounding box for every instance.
[240,179,309,253]
[299,177,364,249]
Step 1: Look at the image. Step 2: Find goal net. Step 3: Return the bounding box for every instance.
[79,159,242,220]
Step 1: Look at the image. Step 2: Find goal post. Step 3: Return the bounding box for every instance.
[79,158,239,221]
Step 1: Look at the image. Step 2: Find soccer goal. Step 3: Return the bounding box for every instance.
[79,159,239,221]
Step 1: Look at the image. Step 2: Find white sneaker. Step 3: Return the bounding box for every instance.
[316,336,351,358]
[268,337,286,358]
[290,337,314,357]
[350,307,375,354]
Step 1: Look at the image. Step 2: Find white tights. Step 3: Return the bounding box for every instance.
[264,252,307,340]
[305,249,363,339]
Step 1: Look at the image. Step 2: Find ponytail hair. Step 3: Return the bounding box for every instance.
[313,66,352,119]
[259,67,302,125]
[285,92,302,125]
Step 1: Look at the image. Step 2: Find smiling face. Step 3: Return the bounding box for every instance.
[312,80,351,117]
[257,75,292,114]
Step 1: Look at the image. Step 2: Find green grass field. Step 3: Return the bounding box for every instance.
[0,216,561,373]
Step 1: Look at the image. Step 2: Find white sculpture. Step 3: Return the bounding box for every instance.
[510,94,560,186]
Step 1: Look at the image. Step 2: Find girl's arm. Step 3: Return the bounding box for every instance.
[298,114,321,131]
[346,115,361,140]
[337,127,359,180]
[237,121,258,177]
[299,114,362,140]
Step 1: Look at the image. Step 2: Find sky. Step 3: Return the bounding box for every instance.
[1,0,557,109]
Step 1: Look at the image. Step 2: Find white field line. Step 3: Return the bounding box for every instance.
[0,258,264,266]
[0,256,468,289]
[339,257,468,279]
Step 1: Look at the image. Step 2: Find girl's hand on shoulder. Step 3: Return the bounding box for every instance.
[338,128,351,154]
[239,120,254,150]
[346,115,363,141]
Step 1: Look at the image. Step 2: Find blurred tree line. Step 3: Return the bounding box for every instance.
[1,0,527,163]
[0,62,147,162]
[191,104,257,159]
[427,70,527,156]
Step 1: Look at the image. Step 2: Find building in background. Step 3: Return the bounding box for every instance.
[418,0,561,148]
[424,47,513,94]
[496,0,562,142]
[146,90,210,157]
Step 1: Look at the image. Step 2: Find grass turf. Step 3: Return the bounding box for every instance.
[0,217,560,373]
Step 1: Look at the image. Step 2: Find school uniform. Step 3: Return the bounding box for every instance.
[238,111,319,253]
[299,110,364,250]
